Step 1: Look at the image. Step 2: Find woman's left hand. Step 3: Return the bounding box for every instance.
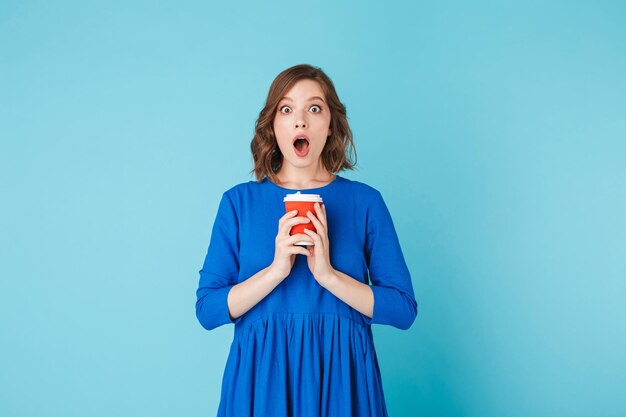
[303,202,336,287]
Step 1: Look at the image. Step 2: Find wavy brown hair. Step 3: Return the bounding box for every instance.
[249,64,357,184]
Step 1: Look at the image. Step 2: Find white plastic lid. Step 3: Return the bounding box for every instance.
[283,191,323,202]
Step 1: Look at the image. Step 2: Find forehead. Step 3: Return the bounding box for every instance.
[279,79,326,102]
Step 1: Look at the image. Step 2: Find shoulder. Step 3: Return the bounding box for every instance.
[337,178,397,226]
[336,176,384,203]
[220,179,266,204]
[222,180,254,195]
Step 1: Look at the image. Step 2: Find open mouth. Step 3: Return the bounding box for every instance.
[293,137,310,157]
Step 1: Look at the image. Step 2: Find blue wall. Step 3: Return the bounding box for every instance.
[1,1,625,416]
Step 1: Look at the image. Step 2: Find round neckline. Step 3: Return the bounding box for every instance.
[265,174,342,192]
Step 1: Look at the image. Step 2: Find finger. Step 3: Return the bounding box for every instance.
[286,245,310,256]
[303,228,323,246]
[279,233,309,246]
[315,206,327,230]
[315,203,329,240]
[279,210,299,225]
[320,203,328,230]
[280,209,298,220]
[285,216,311,228]
[285,233,314,246]
[280,216,311,236]
[306,210,325,235]
[316,202,327,226]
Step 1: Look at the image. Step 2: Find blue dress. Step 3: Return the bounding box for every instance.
[196,175,417,417]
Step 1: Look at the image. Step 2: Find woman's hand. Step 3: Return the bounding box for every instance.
[269,210,313,281]
[303,202,336,287]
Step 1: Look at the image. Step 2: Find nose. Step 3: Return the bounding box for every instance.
[294,108,308,129]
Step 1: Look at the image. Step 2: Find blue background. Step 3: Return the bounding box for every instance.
[1,1,625,416]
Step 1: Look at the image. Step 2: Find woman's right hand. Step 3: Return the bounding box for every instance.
[269,209,313,281]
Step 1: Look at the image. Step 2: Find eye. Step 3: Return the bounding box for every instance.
[278,104,323,114]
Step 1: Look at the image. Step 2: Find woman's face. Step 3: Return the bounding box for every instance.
[273,79,332,170]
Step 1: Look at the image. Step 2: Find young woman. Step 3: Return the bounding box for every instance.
[196,64,417,417]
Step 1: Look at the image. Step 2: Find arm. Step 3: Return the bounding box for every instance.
[226,265,283,321]
[197,193,313,330]
[350,190,417,330]
[195,191,248,331]
[323,269,374,319]
[363,190,417,329]
[196,193,281,330]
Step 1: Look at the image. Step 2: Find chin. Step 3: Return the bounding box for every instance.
[295,154,321,165]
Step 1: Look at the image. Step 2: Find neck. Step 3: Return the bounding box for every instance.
[276,161,335,188]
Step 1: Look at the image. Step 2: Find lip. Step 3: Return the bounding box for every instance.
[292,133,311,157]
[292,133,310,145]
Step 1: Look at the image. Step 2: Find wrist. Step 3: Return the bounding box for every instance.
[266,264,285,283]
[319,268,340,289]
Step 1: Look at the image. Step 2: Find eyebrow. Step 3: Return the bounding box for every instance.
[279,96,326,103]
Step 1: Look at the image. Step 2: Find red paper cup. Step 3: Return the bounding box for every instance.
[283,192,323,246]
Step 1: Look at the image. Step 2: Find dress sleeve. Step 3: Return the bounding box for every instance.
[195,191,241,331]
[363,190,418,330]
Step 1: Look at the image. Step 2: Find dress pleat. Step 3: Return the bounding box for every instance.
[217,313,388,417]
